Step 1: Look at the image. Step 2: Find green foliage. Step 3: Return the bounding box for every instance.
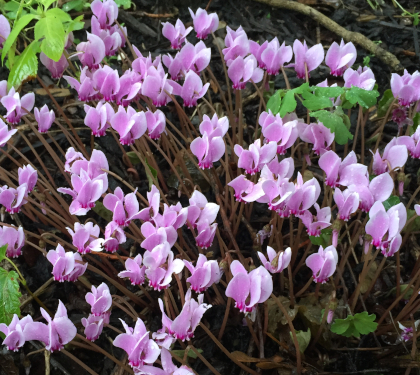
[171,348,203,359]
[310,109,353,145]
[266,83,310,117]
[377,89,394,118]
[405,209,420,233]
[290,328,311,353]
[3,1,28,19]
[266,90,282,115]
[312,85,344,99]
[309,228,332,247]
[35,12,65,61]
[331,312,378,338]
[126,151,141,165]
[92,201,113,222]
[410,112,420,135]
[62,0,85,12]
[382,195,400,211]
[0,245,7,263]
[145,158,158,189]
[301,90,333,111]
[363,56,371,67]
[0,268,21,329]
[114,0,131,9]
[343,86,380,109]
[8,40,40,89]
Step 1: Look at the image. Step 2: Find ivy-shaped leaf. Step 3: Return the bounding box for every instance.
[290,328,311,353]
[35,14,65,61]
[0,268,21,327]
[310,110,353,145]
[309,228,332,247]
[331,312,377,338]
[302,90,333,111]
[312,86,344,98]
[266,90,282,115]
[8,40,40,89]
[344,86,380,109]
[279,90,296,117]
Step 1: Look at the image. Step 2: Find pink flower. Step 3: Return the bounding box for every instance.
[110,106,147,145]
[298,122,334,155]
[343,66,376,90]
[226,260,273,313]
[287,173,321,215]
[223,26,249,63]
[371,137,408,175]
[144,109,166,139]
[0,15,11,49]
[234,139,277,175]
[288,40,324,79]
[64,67,98,102]
[141,67,174,107]
[261,116,299,155]
[195,221,217,249]
[138,185,160,223]
[333,188,359,221]
[325,39,357,76]
[82,314,104,342]
[153,203,188,231]
[228,55,264,90]
[114,70,142,106]
[391,70,420,106]
[118,254,146,285]
[187,190,219,228]
[179,41,211,73]
[86,283,112,317]
[257,38,293,75]
[0,184,28,214]
[0,315,35,351]
[183,254,222,292]
[0,225,25,258]
[299,204,331,236]
[189,7,219,39]
[258,246,291,274]
[40,52,69,79]
[228,175,255,202]
[91,0,118,29]
[103,187,143,226]
[398,321,420,342]
[171,70,209,107]
[91,16,122,57]
[162,52,183,81]
[18,165,37,193]
[47,244,87,282]
[113,318,160,368]
[162,19,192,49]
[34,104,55,133]
[104,221,126,253]
[190,132,225,169]
[141,224,176,252]
[0,88,34,125]
[84,101,114,136]
[76,32,106,70]
[0,119,17,146]
[22,301,77,352]
[92,65,120,101]
[157,288,211,341]
[306,245,338,283]
[66,222,103,254]
[415,204,420,216]
[199,113,229,137]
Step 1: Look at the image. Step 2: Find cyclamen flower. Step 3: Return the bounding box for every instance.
[228,175,255,202]
[298,122,335,155]
[325,39,357,76]
[0,119,17,146]
[76,33,106,70]
[84,101,114,136]
[138,185,160,222]
[104,220,126,253]
[191,132,225,169]
[91,0,118,29]
[228,55,264,90]
[179,41,211,73]
[398,321,420,342]
[0,88,35,125]
[103,187,143,226]
[34,105,55,133]
[289,40,324,79]
[162,19,192,49]
[144,109,166,140]
[183,254,222,292]
[0,226,25,258]
[40,52,69,79]
[66,222,103,254]
[391,70,420,106]
[141,224,177,251]
[258,246,291,274]
[195,221,217,249]
[226,260,273,313]
[288,174,321,215]
[251,38,293,75]
[91,16,122,57]
[82,314,104,342]
[118,254,146,285]
[158,288,211,341]
[189,7,219,39]
[415,204,420,216]
[306,245,338,283]
[223,26,250,63]
[0,15,11,49]
[0,315,36,351]
[343,66,376,91]
[141,67,174,107]
[22,301,77,352]
[299,204,331,236]
[153,203,188,232]
[18,165,37,193]
[261,117,299,155]
[113,318,160,368]
[333,189,359,221]
[187,190,219,228]
[162,53,183,81]
[234,139,277,175]
[64,67,98,102]
[171,70,209,107]
[392,107,412,129]
[372,137,408,175]
[110,105,147,145]
[86,283,112,317]
[0,184,28,214]
[47,244,87,282]
[92,65,120,101]
[199,113,229,137]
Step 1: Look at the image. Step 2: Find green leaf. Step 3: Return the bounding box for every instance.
[8,41,40,89]
[363,56,370,67]
[410,112,420,135]
[382,195,400,211]
[4,1,21,11]
[377,89,394,118]
[0,245,7,263]
[310,110,353,145]
[331,312,377,338]
[92,202,113,222]
[39,0,57,10]
[345,86,380,109]
[312,86,344,98]
[126,151,141,165]
[0,268,21,328]
[45,7,72,22]
[405,209,420,233]
[290,328,311,353]
[114,0,131,9]
[35,13,65,61]
[279,90,296,117]
[145,158,158,189]
[267,90,282,115]
[64,15,85,33]
[302,90,333,111]
[62,0,84,12]
[309,228,332,247]
[171,348,203,359]
[2,13,38,64]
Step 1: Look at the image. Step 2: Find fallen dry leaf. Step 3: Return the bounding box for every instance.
[35,88,71,97]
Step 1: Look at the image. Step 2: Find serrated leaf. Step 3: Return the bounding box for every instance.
[0,269,21,327]
[8,41,39,89]
[345,86,379,109]
[331,312,377,338]
[0,245,7,262]
[267,90,282,115]
[331,317,351,335]
[290,328,311,353]
[302,90,333,111]
[313,86,344,98]
[383,195,400,211]
[2,14,38,64]
[353,311,378,335]
[377,89,394,118]
[35,15,65,61]
[310,110,353,145]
